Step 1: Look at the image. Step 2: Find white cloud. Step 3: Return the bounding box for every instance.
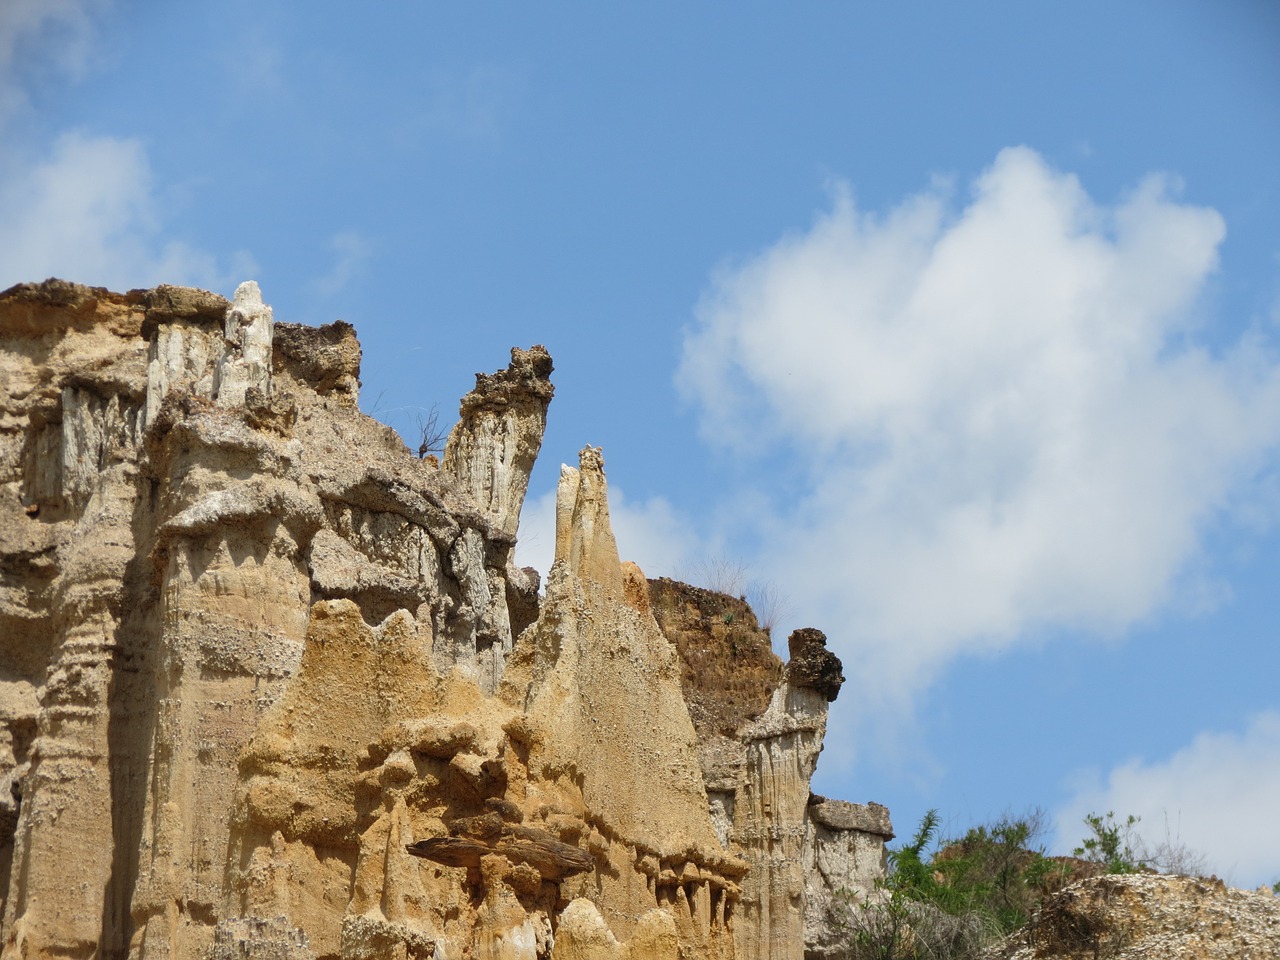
[0,0,103,127]
[314,230,373,298]
[680,147,1280,706]
[0,131,251,292]
[1054,712,1280,889]
[516,481,700,586]
[0,1,251,295]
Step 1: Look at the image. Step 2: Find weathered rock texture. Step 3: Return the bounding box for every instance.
[646,582,893,960]
[988,873,1280,960]
[0,279,887,960]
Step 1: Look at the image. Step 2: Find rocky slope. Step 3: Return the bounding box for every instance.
[0,279,890,960]
[989,874,1280,960]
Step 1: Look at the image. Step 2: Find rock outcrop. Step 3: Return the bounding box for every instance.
[0,279,886,960]
[646,582,893,960]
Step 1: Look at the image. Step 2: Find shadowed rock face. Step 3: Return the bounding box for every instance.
[0,278,885,960]
[646,578,784,739]
[786,628,845,702]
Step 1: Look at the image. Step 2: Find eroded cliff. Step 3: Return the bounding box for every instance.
[0,279,888,960]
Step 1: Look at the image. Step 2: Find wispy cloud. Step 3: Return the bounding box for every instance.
[680,147,1280,711]
[222,27,286,104]
[314,230,373,298]
[0,2,253,294]
[1054,711,1280,889]
[0,130,253,292]
[414,63,524,146]
[0,0,103,128]
[0,0,100,76]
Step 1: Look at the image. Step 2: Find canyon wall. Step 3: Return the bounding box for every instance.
[0,279,891,960]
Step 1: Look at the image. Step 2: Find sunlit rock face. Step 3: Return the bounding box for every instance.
[0,279,887,960]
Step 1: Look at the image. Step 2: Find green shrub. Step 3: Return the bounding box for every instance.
[929,810,1068,931]
[1073,811,1142,874]
[838,809,1059,959]
[838,807,1210,959]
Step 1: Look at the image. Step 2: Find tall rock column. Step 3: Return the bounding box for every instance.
[442,345,553,685]
[0,285,155,960]
[443,345,553,543]
[129,285,319,960]
[802,799,894,958]
[731,629,843,960]
[499,447,744,957]
[2,423,146,959]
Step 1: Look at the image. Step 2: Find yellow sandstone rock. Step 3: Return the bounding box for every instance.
[0,279,889,960]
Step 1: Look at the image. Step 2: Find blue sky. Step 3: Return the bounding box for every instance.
[3,1,1278,887]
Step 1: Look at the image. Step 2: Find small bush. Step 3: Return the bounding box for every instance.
[836,809,1066,959]
[931,809,1068,931]
[1134,811,1208,877]
[416,405,448,458]
[1073,812,1142,874]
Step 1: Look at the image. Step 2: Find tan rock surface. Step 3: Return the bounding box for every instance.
[0,278,883,960]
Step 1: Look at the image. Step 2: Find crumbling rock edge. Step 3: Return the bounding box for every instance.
[0,279,892,960]
[987,873,1280,960]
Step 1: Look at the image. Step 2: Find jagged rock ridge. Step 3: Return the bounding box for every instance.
[0,279,891,960]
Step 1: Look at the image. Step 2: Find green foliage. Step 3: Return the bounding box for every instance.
[928,811,1068,932]
[1073,811,1142,874]
[838,809,1060,959]
[839,807,1212,959]
[886,808,942,899]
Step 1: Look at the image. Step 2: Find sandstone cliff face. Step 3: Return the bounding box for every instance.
[0,279,886,960]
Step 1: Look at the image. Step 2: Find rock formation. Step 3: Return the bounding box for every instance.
[0,278,889,960]
[646,582,893,960]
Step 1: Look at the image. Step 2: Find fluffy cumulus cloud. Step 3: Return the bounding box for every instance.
[1054,712,1280,889]
[680,147,1280,702]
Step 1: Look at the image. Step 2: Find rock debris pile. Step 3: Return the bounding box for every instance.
[989,873,1280,960]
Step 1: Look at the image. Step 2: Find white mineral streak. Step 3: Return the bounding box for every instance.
[215,280,274,406]
[145,318,216,424]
